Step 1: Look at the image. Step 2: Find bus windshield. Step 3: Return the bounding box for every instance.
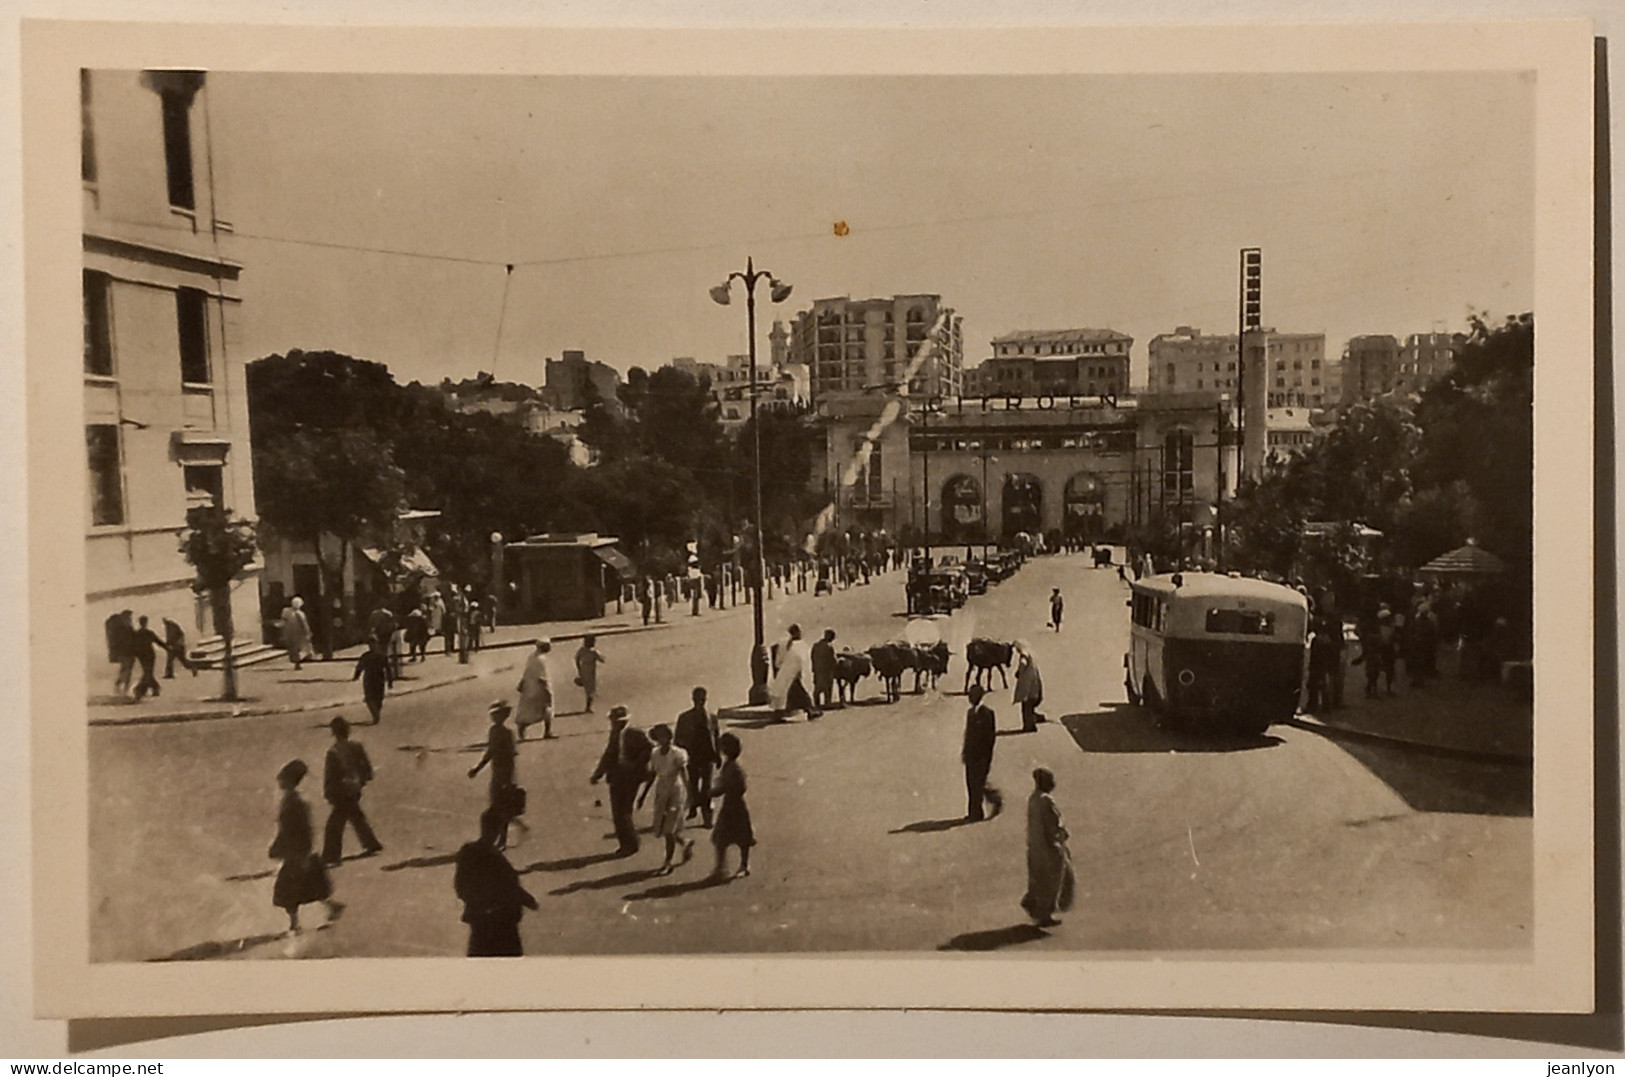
[1205,607,1276,636]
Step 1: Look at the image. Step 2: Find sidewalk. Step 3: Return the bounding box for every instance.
[87,612,672,726]
[1288,646,1534,764]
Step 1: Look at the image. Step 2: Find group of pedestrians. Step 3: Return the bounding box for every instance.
[266,715,383,934]
[104,609,196,701]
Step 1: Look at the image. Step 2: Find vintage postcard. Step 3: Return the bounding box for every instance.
[21,18,1596,1018]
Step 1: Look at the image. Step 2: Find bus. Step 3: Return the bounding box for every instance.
[1124,572,1309,735]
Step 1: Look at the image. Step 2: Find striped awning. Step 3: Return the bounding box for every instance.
[1419,543,1507,576]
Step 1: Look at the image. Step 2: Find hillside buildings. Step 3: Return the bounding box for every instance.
[542,349,621,410]
[82,69,260,670]
[1340,330,1467,404]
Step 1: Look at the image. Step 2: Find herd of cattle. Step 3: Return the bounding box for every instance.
[828,637,1021,704]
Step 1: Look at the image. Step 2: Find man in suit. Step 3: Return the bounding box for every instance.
[590,706,649,855]
[674,686,719,828]
[322,716,383,865]
[961,684,1002,822]
[810,629,838,711]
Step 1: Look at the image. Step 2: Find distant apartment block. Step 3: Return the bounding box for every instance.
[787,294,964,402]
[1148,326,1332,408]
[968,328,1132,399]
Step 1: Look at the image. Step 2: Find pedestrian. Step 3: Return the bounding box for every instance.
[129,615,165,700]
[574,634,606,714]
[443,590,461,655]
[104,609,136,697]
[466,594,484,652]
[367,604,396,658]
[485,592,499,632]
[1020,767,1075,928]
[321,717,383,865]
[514,638,555,741]
[453,807,537,957]
[468,699,523,849]
[674,686,718,828]
[281,598,312,670]
[638,578,653,626]
[769,623,819,719]
[638,723,695,875]
[268,759,342,935]
[810,629,838,711]
[161,616,196,678]
[1306,611,1340,713]
[961,684,1002,822]
[589,706,650,856]
[426,590,445,641]
[1048,588,1064,632]
[707,732,754,881]
[1012,642,1045,732]
[352,639,390,725]
[404,605,429,663]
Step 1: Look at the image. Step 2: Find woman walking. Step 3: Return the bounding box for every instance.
[638,723,694,875]
[708,732,754,880]
[514,638,554,740]
[281,598,312,670]
[574,635,606,714]
[268,760,342,935]
[1020,767,1075,928]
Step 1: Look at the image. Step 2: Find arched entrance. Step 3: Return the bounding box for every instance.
[941,474,984,543]
[1001,473,1043,540]
[1064,472,1107,542]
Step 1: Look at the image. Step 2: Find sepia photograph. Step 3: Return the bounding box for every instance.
[20,17,1597,1020]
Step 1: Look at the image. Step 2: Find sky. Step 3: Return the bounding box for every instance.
[211,70,1535,389]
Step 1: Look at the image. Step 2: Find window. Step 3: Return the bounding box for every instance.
[80,69,96,183]
[1206,607,1276,636]
[160,86,195,210]
[84,270,113,376]
[184,464,224,508]
[86,424,124,526]
[177,288,209,384]
[1162,429,1194,498]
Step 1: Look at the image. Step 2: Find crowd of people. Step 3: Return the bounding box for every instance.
[102,609,197,701]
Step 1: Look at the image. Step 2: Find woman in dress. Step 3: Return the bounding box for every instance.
[638,723,693,875]
[708,732,754,880]
[280,597,312,670]
[574,635,606,713]
[268,759,342,934]
[1021,767,1075,928]
[514,638,554,740]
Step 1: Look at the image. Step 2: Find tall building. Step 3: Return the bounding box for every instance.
[1398,331,1466,394]
[1147,326,1332,408]
[82,70,259,669]
[542,349,621,410]
[1341,334,1402,404]
[787,294,964,403]
[968,328,1132,399]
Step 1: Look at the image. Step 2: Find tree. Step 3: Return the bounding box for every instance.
[178,505,258,701]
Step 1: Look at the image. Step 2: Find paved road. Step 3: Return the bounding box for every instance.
[89,554,1531,962]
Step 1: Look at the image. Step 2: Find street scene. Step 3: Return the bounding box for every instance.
[78,68,1538,964]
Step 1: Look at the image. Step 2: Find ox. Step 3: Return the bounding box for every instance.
[867,642,916,703]
[964,638,1015,692]
[833,650,873,704]
[912,640,951,692]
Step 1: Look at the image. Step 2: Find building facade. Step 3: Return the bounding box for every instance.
[816,390,1235,549]
[966,328,1133,400]
[1341,334,1402,404]
[1148,326,1333,409]
[542,349,621,410]
[82,69,259,671]
[787,294,965,402]
[1398,331,1466,394]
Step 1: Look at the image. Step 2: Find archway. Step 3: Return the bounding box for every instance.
[941,474,985,543]
[1064,472,1107,542]
[1001,473,1043,540]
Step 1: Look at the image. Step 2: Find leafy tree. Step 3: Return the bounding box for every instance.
[178,505,258,701]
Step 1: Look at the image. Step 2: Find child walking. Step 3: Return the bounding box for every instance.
[708,732,754,880]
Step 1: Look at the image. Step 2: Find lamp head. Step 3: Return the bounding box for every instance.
[769,279,793,304]
[709,283,733,306]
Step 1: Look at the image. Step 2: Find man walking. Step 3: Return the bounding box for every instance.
[161,616,196,678]
[105,609,136,697]
[1048,588,1064,632]
[322,717,383,865]
[590,706,650,856]
[469,699,524,849]
[674,686,718,828]
[129,615,165,701]
[962,685,1002,822]
[453,808,537,957]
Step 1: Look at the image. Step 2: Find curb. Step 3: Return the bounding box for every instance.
[1285,714,1533,767]
[88,621,672,728]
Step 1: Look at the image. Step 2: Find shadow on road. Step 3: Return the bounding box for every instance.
[277,676,353,685]
[379,852,459,873]
[1328,739,1532,817]
[518,850,625,874]
[1059,707,1284,754]
[890,817,976,835]
[547,865,658,896]
[938,923,1050,951]
[151,931,287,962]
[223,868,276,883]
[622,874,729,902]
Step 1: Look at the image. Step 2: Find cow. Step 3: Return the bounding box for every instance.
[833,650,873,704]
[912,640,951,692]
[964,638,1015,692]
[867,642,916,703]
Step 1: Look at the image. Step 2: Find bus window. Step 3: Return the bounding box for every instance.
[1205,607,1276,636]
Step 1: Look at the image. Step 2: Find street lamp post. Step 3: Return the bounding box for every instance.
[711,257,792,706]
